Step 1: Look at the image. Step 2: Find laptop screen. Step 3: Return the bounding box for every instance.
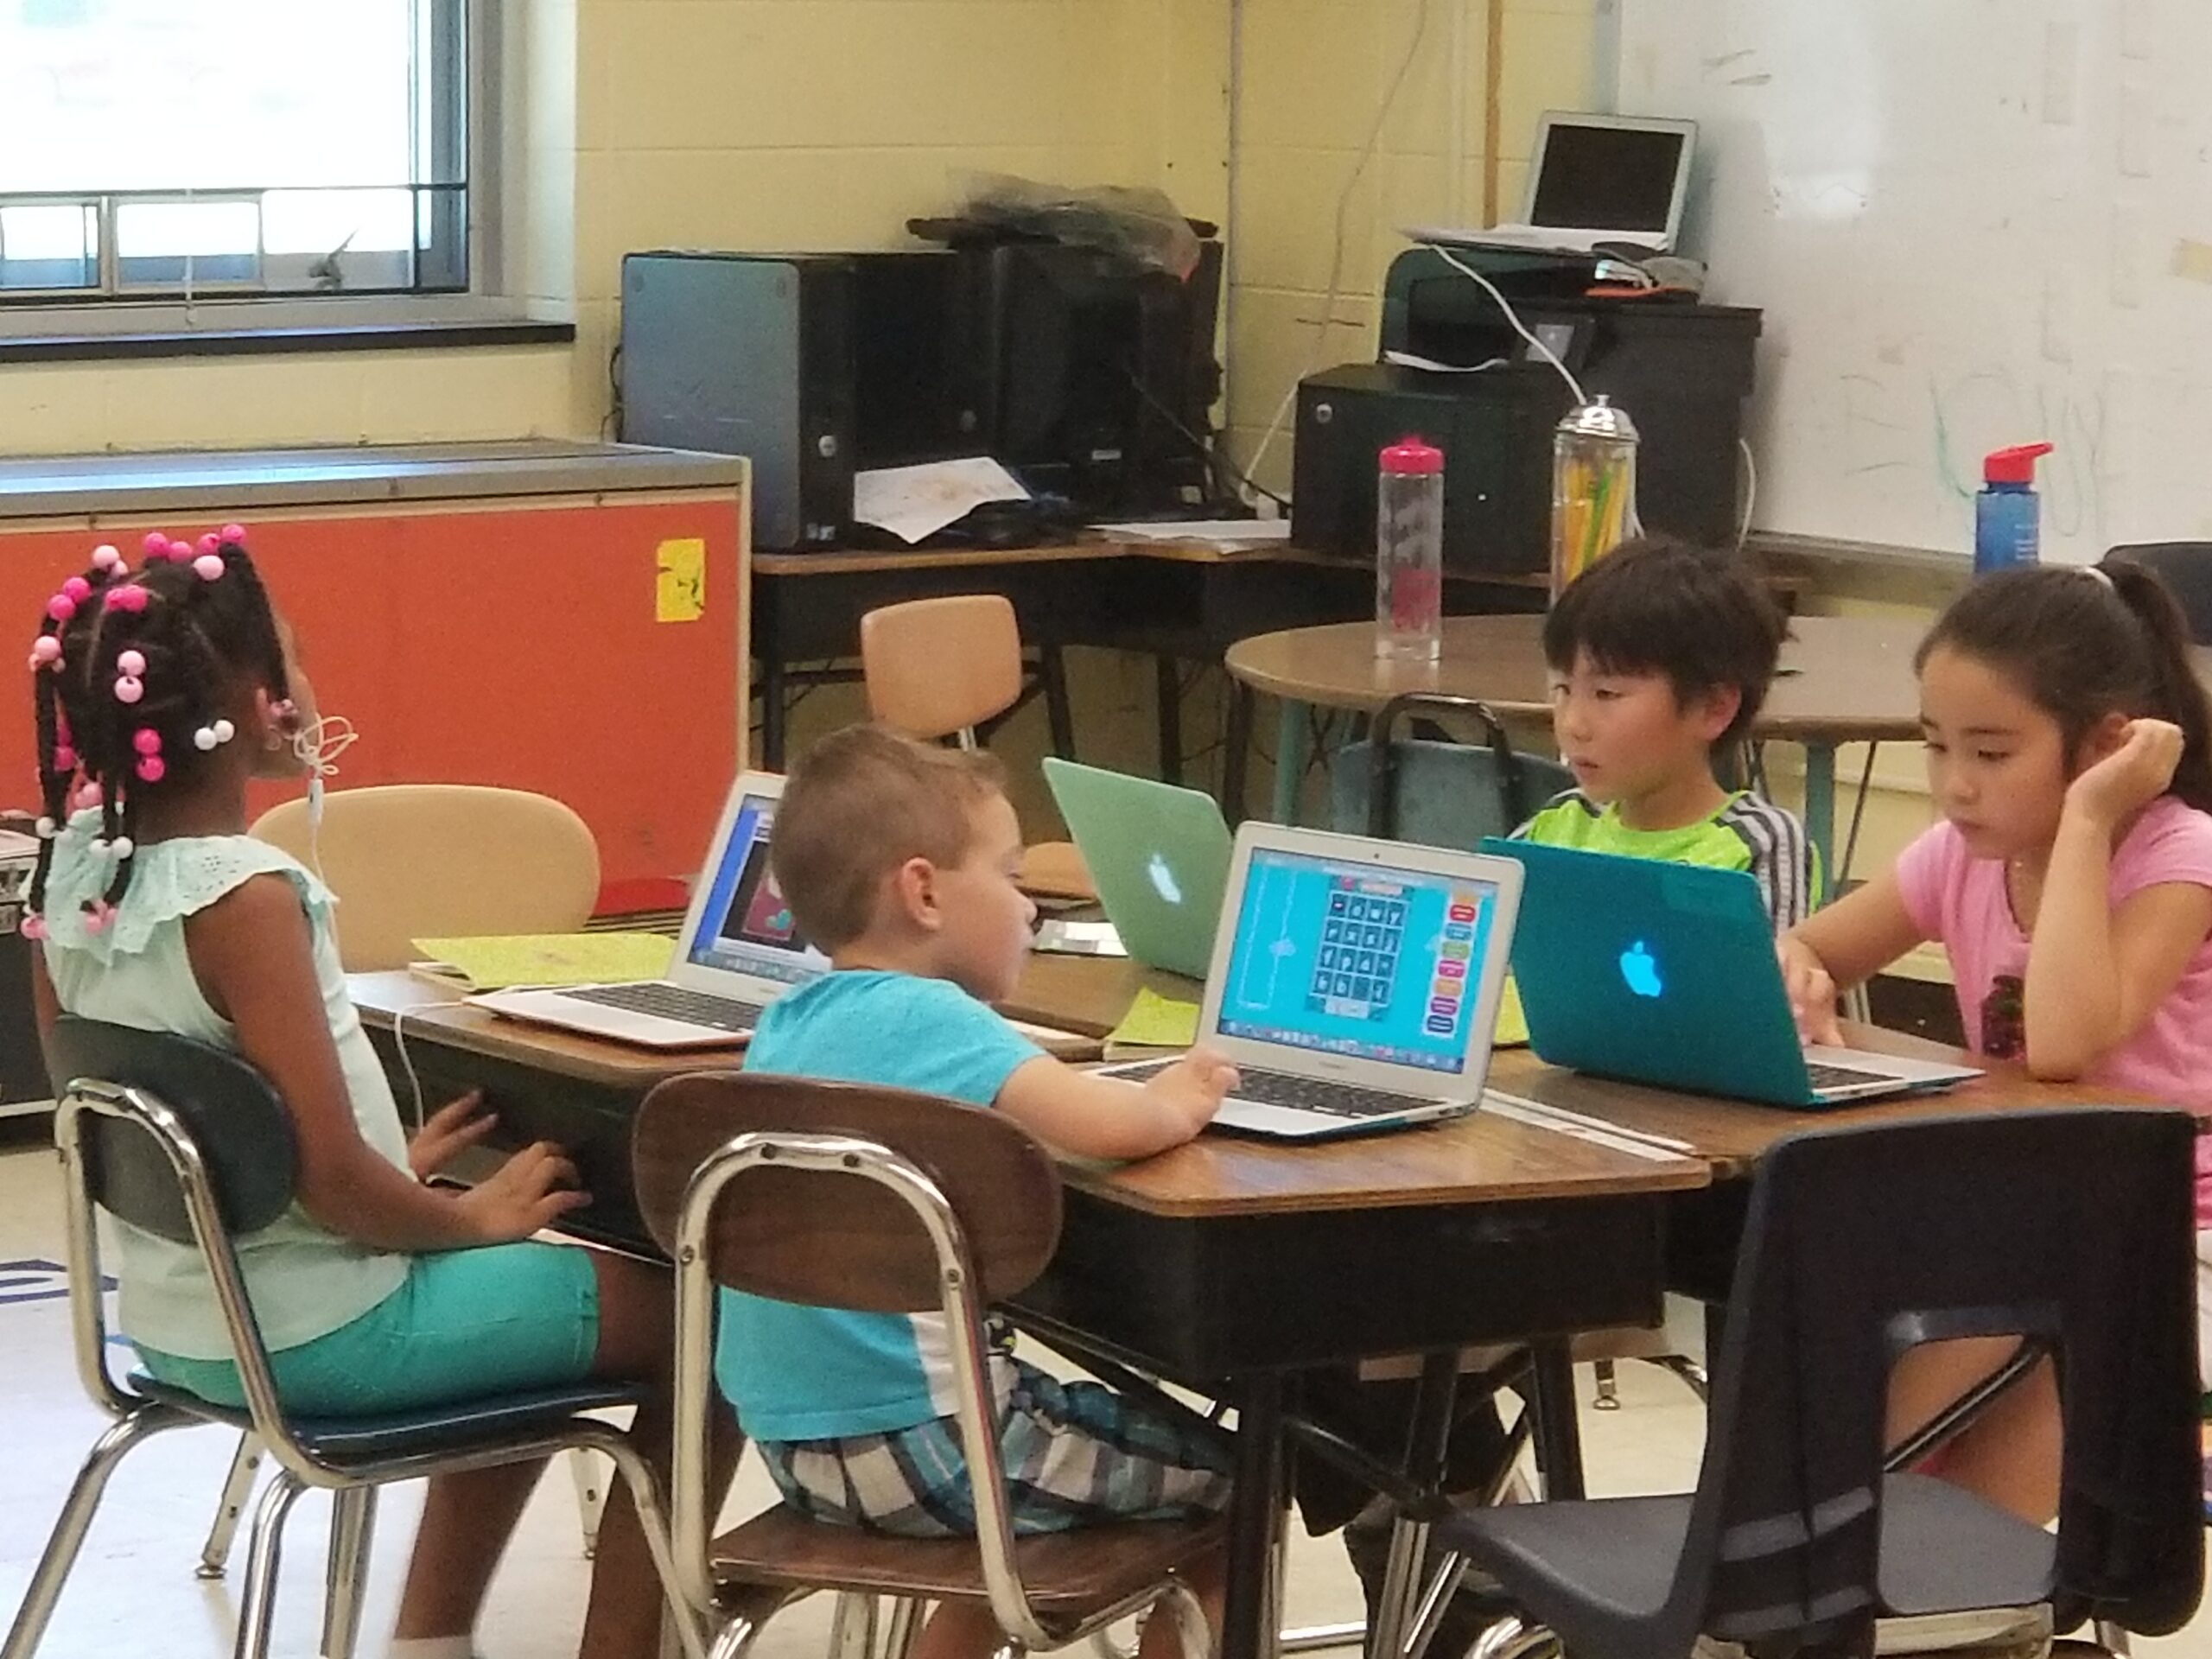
[1216,846,1503,1077]
[1529,118,1687,235]
[683,791,829,985]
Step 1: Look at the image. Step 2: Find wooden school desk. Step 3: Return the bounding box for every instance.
[347,964,1705,1659]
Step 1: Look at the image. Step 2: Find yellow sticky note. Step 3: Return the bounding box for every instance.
[655,537,707,623]
[1107,988,1202,1051]
[1491,974,1530,1048]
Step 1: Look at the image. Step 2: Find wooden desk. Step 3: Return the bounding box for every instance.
[748,538,1548,778]
[348,964,1703,1659]
[1224,612,1928,880]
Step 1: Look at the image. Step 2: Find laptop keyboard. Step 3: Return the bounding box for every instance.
[563,982,766,1033]
[1804,1059,1897,1093]
[1109,1062,1439,1121]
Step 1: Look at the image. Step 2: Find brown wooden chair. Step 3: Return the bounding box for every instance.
[859,596,1094,903]
[632,1071,1218,1659]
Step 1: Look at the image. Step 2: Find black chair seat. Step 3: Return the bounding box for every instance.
[128,1370,645,1460]
[1438,1473,2056,1643]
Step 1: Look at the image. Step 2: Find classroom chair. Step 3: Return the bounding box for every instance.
[2109,543,2212,645]
[3,1017,696,1659]
[860,594,1095,902]
[629,1070,1220,1659]
[251,782,601,972]
[1421,1108,2204,1659]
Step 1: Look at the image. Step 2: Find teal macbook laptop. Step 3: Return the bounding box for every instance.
[1479,839,1979,1108]
[1041,759,1232,979]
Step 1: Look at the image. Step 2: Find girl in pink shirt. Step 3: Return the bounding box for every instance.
[1780,558,2212,1524]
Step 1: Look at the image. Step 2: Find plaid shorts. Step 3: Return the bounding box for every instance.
[755,1358,1234,1537]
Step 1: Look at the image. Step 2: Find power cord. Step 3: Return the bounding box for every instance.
[1419,242,1588,406]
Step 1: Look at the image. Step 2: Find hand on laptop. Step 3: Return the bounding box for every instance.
[1776,938,1845,1048]
[1143,1046,1242,1133]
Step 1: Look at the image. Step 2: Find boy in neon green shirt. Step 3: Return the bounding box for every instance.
[1498,536,1817,1033]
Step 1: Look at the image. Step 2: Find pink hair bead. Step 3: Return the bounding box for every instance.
[196,533,220,556]
[142,532,169,557]
[114,675,143,705]
[117,649,145,676]
[164,538,194,561]
[46,594,75,622]
[193,554,225,582]
[132,728,162,756]
[60,576,91,602]
[90,544,122,572]
[29,636,60,666]
[221,523,246,544]
[136,755,165,784]
[73,781,102,811]
[53,744,76,771]
[104,584,147,613]
[81,905,109,936]
[20,914,45,943]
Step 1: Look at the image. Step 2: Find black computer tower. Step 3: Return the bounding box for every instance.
[619,251,864,551]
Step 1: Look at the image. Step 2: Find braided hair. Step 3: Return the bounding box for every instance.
[25,528,289,932]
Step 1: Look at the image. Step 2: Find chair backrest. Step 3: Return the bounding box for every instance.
[1667,1109,2202,1649]
[2108,543,2212,645]
[43,1015,296,1244]
[861,594,1024,742]
[251,784,601,971]
[631,1071,1063,1311]
[1330,693,1573,849]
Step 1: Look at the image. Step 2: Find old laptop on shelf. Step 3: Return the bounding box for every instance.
[1041,758,1232,979]
[1484,839,1980,1107]
[1410,111,1696,257]
[474,773,827,1048]
[1092,821,1524,1141]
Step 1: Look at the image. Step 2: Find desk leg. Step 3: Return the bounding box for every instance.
[1272,701,1312,826]
[1158,655,1184,787]
[1041,645,1077,760]
[1527,1340,1586,1501]
[1803,740,1837,892]
[1224,683,1255,828]
[1223,1373,1286,1659]
[760,656,787,772]
[1368,1352,1460,1659]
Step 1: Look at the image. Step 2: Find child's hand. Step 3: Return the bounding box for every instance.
[407,1090,497,1180]
[455,1141,588,1242]
[1777,937,1845,1048]
[2067,718,2184,828]
[1141,1046,1241,1135]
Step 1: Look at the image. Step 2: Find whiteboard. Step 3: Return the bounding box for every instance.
[1617,0,2212,563]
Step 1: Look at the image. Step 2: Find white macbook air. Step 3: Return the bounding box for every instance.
[1093,822,1524,1141]
[473,773,828,1048]
[1410,111,1696,257]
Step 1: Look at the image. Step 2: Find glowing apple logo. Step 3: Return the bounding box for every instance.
[1147,852,1183,906]
[1618,940,1663,999]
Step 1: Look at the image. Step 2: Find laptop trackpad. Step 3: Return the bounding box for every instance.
[1210,1099,1347,1140]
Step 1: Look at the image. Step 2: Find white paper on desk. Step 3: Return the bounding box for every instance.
[1093,518,1294,551]
[853,457,1030,544]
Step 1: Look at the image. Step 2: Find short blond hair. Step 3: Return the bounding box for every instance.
[771,724,1007,950]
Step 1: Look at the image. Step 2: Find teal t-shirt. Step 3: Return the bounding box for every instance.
[1495,789,1821,1044]
[712,970,1043,1441]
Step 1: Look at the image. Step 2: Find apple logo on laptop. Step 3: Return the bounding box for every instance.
[1618,940,1664,999]
[1147,852,1183,906]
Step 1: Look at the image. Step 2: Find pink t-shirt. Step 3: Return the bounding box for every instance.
[1895,794,2212,1221]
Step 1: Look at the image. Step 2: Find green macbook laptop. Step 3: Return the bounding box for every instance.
[1041,759,1233,979]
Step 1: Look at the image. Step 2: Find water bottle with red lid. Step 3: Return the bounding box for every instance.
[1376,436,1444,664]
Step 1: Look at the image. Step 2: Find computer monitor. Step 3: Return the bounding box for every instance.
[1523,112,1695,244]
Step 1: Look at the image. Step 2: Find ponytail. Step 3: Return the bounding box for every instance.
[1917,559,2212,814]
[2101,556,2212,813]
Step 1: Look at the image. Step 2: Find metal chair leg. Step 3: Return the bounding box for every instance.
[1160,1580,1212,1659]
[1648,1353,1711,1405]
[319,1487,378,1659]
[828,1594,879,1659]
[1,1405,189,1659]
[232,1469,306,1659]
[1402,1553,1471,1659]
[569,1447,611,1560]
[884,1599,928,1659]
[2094,1621,2132,1656]
[198,1432,264,1580]
[705,1617,766,1659]
[1591,1360,1621,1412]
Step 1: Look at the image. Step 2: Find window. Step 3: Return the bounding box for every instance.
[0,0,471,302]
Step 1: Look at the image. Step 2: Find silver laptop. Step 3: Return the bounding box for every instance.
[1094,823,1524,1141]
[1410,111,1695,257]
[473,773,827,1048]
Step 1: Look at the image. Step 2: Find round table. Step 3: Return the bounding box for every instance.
[1224,613,1930,879]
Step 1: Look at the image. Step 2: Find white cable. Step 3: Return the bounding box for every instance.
[391,1003,428,1135]
[1420,241,1589,407]
[1736,436,1758,553]
[1243,0,1438,492]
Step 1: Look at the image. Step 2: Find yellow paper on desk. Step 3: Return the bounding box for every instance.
[1491,975,1531,1048]
[1106,988,1201,1051]
[409,933,674,993]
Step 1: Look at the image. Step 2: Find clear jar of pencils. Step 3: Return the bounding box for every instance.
[1551,396,1642,601]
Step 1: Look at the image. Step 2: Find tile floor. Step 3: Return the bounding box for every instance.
[0,1121,2205,1659]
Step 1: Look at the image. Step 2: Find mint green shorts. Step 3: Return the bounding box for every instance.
[136,1241,601,1415]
